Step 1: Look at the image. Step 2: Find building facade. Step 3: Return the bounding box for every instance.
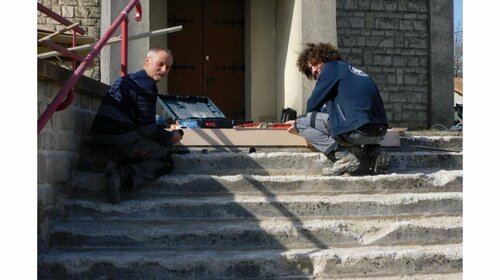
[38,0,454,129]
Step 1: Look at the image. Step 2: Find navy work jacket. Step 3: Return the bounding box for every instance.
[91,70,173,145]
[306,60,388,137]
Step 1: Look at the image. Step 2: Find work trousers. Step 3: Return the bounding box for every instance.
[295,112,387,156]
[87,137,175,189]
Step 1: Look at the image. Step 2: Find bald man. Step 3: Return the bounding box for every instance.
[90,47,183,204]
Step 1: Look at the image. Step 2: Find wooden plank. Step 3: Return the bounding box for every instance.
[177,128,307,147]
[38,23,81,43]
[37,29,96,46]
[174,128,400,147]
[37,29,96,62]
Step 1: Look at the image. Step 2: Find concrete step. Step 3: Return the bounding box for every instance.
[49,216,462,249]
[62,192,462,221]
[171,133,462,153]
[400,135,462,151]
[387,151,462,172]
[318,272,462,280]
[69,169,462,194]
[169,150,462,176]
[38,243,462,279]
[147,169,463,195]
[401,131,462,149]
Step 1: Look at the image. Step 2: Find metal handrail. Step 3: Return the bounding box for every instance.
[37,3,86,35]
[38,2,84,112]
[37,0,142,134]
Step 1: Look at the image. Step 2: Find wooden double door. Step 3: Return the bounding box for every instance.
[167,0,245,120]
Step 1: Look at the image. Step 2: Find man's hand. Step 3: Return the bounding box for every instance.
[170,130,183,144]
[284,120,309,145]
[285,120,298,135]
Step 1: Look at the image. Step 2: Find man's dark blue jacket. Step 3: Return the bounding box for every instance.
[306,60,388,137]
[91,70,173,145]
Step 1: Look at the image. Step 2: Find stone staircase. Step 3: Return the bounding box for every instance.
[38,132,463,279]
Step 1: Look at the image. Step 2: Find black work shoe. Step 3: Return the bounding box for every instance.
[365,145,390,175]
[322,147,361,176]
[350,146,372,175]
[105,161,122,204]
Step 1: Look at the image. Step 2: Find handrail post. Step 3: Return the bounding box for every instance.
[56,30,78,112]
[121,18,129,76]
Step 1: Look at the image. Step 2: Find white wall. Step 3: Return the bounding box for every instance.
[101,0,170,92]
[246,0,277,121]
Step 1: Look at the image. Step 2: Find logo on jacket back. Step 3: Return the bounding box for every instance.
[349,65,369,77]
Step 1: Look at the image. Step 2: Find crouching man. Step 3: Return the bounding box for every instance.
[89,47,183,204]
[287,43,389,176]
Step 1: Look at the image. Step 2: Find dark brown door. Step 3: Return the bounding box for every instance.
[167,0,245,120]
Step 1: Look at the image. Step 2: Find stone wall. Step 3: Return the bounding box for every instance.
[37,0,101,80]
[336,0,431,129]
[37,59,108,246]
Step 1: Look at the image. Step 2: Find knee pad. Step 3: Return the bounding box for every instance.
[295,112,319,133]
[294,115,309,133]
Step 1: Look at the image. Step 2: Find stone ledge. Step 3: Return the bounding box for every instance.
[50,215,462,249]
[38,243,462,278]
[61,192,462,220]
[37,59,109,99]
[69,169,462,194]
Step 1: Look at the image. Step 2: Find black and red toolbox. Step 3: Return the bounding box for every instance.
[157,94,252,128]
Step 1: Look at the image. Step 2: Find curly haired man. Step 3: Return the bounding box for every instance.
[287,43,389,176]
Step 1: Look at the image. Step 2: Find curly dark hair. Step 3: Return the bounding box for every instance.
[297,43,342,80]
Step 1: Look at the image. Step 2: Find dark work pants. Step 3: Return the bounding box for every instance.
[295,112,387,156]
[84,137,175,189]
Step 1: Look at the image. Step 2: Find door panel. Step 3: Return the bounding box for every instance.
[167,0,204,97]
[167,0,245,120]
[204,0,245,119]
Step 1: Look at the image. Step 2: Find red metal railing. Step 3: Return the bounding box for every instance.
[37,0,142,134]
[38,3,86,113]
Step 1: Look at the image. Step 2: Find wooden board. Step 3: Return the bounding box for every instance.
[37,29,97,46]
[174,128,400,147]
[37,29,97,61]
[177,128,306,147]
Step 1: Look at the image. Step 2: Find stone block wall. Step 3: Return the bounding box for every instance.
[336,0,430,129]
[37,0,101,80]
[37,59,107,246]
